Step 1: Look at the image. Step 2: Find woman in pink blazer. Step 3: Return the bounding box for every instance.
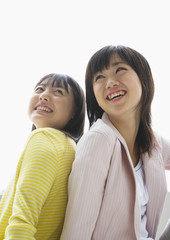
[61,45,170,240]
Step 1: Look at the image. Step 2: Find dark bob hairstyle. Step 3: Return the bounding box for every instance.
[32,73,85,142]
[85,45,155,154]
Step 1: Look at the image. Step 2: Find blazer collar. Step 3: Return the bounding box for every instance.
[101,113,135,168]
[102,112,127,147]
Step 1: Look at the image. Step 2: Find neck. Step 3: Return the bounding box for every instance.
[109,112,140,167]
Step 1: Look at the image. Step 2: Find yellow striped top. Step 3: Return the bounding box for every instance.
[0,128,76,240]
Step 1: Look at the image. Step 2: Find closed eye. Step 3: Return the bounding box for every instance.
[35,87,44,93]
[116,67,127,73]
[54,89,64,95]
[95,74,105,82]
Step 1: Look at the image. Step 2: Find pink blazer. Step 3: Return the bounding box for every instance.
[61,113,170,240]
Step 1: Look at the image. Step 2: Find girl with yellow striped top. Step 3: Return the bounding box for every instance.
[0,73,85,240]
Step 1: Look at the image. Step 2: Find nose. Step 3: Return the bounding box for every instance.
[106,77,119,89]
[39,91,50,101]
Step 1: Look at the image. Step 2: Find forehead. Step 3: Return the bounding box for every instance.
[95,54,127,74]
[36,77,70,92]
[94,53,126,73]
[108,55,127,67]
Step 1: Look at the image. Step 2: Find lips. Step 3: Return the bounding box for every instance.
[107,90,126,101]
[35,104,53,113]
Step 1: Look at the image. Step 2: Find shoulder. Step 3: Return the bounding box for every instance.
[78,118,117,151]
[27,128,76,152]
[154,132,170,149]
[152,132,170,159]
[29,128,74,142]
[29,127,66,139]
[91,118,115,136]
[152,132,170,168]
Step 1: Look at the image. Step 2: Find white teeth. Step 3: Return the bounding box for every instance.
[108,91,125,100]
[36,106,51,112]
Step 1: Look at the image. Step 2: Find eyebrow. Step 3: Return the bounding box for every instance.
[37,83,46,87]
[36,83,65,89]
[34,83,46,89]
[111,61,126,67]
[94,61,127,77]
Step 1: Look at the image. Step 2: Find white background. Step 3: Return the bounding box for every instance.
[0,0,170,194]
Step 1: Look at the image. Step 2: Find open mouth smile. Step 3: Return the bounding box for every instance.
[107,90,126,101]
[35,105,53,113]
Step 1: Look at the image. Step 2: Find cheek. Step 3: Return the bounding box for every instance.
[67,101,75,118]
[55,99,72,116]
[93,85,99,98]
[28,96,37,115]
[131,76,142,98]
[136,82,142,99]
[93,86,103,105]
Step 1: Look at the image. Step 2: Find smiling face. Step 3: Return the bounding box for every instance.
[93,55,142,124]
[28,78,75,129]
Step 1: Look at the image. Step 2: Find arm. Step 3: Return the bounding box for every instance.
[60,130,113,240]
[5,131,58,240]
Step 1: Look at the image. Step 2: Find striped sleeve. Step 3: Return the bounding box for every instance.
[4,131,59,240]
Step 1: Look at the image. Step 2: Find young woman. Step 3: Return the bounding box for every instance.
[60,46,170,240]
[0,73,85,240]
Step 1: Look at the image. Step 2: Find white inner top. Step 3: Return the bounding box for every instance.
[135,159,153,240]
